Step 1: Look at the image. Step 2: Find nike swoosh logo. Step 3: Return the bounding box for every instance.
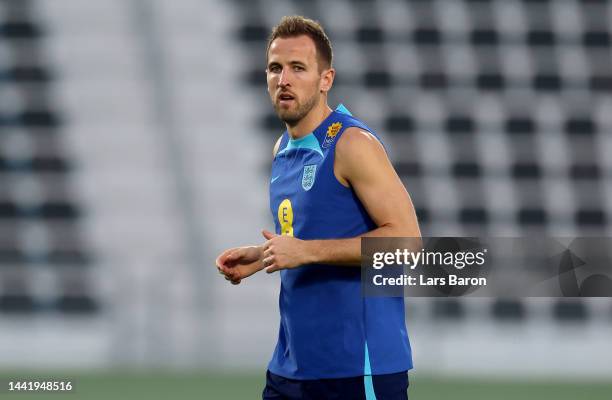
[271,175,281,183]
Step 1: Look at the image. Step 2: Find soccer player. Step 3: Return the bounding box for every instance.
[216,15,421,400]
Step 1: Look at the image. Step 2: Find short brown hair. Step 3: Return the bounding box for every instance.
[266,16,333,71]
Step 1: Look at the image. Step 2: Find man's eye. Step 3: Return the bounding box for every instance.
[294,66,304,71]
[269,66,281,73]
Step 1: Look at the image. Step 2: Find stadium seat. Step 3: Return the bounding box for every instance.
[532,73,562,91]
[420,72,448,89]
[491,299,525,321]
[476,73,505,90]
[236,24,268,42]
[452,162,481,178]
[575,209,607,226]
[385,114,415,133]
[505,116,536,135]
[459,207,489,224]
[526,30,556,47]
[0,21,42,38]
[0,293,37,313]
[565,118,597,135]
[511,162,542,179]
[445,115,475,134]
[569,164,601,180]
[413,28,442,46]
[0,248,26,264]
[395,161,421,177]
[55,294,99,314]
[517,208,548,226]
[432,299,465,320]
[553,300,588,321]
[363,70,392,88]
[355,27,384,44]
[583,31,611,47]
[470,29,500,46]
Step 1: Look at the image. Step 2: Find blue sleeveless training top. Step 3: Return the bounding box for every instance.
[268,104,413,379]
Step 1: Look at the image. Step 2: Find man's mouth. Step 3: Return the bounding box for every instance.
[278,93,295,106]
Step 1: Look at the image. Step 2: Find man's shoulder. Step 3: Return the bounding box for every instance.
[336,126,382,156]
[273,134,284,157]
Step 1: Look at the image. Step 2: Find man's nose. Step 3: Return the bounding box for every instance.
[278,69,291,87]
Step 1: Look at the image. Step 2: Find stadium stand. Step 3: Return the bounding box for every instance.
[231,0,612,343]
[0,0,96,314]
[241,0,611,239]
[1,0,610,378]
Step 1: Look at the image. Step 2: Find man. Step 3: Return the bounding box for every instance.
[216,16,420,399]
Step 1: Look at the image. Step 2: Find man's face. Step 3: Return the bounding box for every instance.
[266,35,324,126]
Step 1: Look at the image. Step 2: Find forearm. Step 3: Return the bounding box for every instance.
[304,224,421,267]
[303,236,361,266]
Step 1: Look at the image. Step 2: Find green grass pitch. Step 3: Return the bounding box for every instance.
[0,371,610,399]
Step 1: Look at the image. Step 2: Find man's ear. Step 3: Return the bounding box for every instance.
[320,67,335,93]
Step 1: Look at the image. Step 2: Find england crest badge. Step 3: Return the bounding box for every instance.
[302,164,317,191]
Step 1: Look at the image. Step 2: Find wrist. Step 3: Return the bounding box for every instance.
[251,246,266,270]
[301,240,320,265]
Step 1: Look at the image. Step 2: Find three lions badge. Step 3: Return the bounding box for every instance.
[302,164,317,191]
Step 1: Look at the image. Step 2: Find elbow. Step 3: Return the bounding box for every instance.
[385,223,422,252]
[381,222,421,239]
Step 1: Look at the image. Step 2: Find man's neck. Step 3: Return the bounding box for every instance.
[286,102,333,140]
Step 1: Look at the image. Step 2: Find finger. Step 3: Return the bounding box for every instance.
[215,255,224,267]
[265,264,280,273]
[225,249,243,261]
[216,254,231,268]
[226,273,240,284]
[262,256,274,268]
[263,246,274,259]
[262,229,278,240]
[218,264,231,274]
[225,268,238,278]
[216,247,242,267]
[216,247,236,265]
[262,240,273,251]
[219,266,237,280]
[221,252,241,268]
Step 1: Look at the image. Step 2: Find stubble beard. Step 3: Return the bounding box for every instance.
[274,91,319,127]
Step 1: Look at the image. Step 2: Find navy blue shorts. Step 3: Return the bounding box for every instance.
[262,370,409,400]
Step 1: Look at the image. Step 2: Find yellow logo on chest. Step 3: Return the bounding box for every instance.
[323,122,342,148]
[278,198,294,237]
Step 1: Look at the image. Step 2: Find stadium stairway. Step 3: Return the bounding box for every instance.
[37,0,193,367]
[38,0,280,369]
[0,0,105,368]
[151,0,279,368]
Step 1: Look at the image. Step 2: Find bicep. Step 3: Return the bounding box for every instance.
[337,129,420,236]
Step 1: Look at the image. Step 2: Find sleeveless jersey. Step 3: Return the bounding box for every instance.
[268,104,413,379]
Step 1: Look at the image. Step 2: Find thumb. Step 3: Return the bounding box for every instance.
[262,229,277,240]
[225,249,242,261]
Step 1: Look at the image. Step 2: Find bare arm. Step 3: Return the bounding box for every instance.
[262,127,421,272]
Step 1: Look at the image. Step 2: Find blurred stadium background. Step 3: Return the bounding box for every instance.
[1,0,612,398]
